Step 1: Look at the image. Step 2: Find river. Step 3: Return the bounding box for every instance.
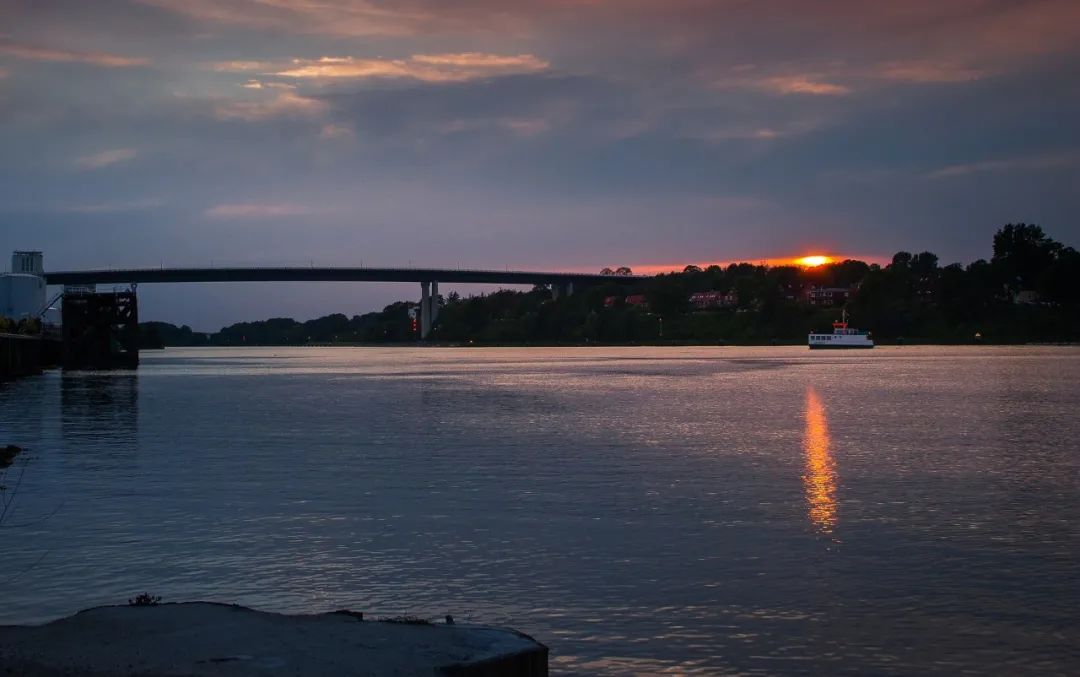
[1,346,1077,674]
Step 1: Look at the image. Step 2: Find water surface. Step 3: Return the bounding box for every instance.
[1,346,1077,674]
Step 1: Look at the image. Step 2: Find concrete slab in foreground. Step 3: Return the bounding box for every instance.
[0,602,548,676]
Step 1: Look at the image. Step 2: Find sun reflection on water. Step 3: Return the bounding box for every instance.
[803,387,837,533]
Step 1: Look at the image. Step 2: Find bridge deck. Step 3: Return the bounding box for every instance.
[44,267,647,286]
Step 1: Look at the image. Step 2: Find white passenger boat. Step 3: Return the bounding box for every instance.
[809,310,873,349]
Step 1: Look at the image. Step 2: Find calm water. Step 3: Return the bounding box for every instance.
[1,346,1078,674]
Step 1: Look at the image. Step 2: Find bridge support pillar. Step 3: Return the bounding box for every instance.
[551,281,574,300]
[430,281,439,325]
[420,282,431,339]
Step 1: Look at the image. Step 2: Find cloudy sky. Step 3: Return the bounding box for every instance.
[2,0,1079,328]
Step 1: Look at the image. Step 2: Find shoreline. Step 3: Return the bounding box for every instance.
[151,340,1080,349]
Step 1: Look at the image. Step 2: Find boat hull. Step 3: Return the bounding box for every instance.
[809,344,874,349]
[808,332,874,349]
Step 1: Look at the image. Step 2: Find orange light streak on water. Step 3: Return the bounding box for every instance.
[803,387,837,533]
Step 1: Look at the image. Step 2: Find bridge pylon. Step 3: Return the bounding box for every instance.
[419,281,440,339]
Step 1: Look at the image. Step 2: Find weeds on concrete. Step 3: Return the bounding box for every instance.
[129,593,162,606]
[382,615,432,625]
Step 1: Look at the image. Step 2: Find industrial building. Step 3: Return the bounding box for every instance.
[1,251,47,321]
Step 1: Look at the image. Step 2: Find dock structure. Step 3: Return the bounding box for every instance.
[60,289,139,369]
[0,333,43,379]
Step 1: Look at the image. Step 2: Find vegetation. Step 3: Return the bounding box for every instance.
[381,615,432,625]
[0,317,42,336]
[128,593,162,606]
[140,225,1080,346]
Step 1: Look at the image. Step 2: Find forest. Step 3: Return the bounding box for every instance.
[140,224,1080,347]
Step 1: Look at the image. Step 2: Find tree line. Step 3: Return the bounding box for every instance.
[140,224,1080,347]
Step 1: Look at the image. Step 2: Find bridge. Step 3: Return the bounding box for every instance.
[43,266,648,340]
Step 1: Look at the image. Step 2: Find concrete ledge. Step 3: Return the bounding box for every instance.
[0,602,548,676]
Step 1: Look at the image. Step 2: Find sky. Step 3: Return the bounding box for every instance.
[2,0,1079,329]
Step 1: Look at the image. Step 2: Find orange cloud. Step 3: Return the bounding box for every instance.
[696,118,825,143]
[760,76,851,96]
[211,61,276,73]
[876,61,987,83]
[319,123,355,140]
[239,79,294,90]
[75,148,138,170]
[274,53,548,82]
[0,42,147,67]
[927,151,1080,179]
[409,52,544,68]
[215,91,328,121]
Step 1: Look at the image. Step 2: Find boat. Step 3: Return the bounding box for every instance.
[809,310,874,349]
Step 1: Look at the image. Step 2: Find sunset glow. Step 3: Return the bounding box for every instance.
[627,254,859,275]
[795,255,833,268]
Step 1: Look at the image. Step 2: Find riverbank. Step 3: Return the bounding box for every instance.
[0,333,60,381]
[200,338,1079,348]
[0,602,548,676]
[0,332,43,380]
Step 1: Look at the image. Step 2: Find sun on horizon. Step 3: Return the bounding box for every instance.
[794,255,834,268]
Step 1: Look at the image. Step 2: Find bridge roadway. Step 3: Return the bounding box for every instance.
[43,266,648,338]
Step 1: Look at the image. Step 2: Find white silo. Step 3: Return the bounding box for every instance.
[1,251,47,321]
[0,274,46,320]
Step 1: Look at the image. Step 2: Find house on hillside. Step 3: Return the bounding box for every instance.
[604,294,651,310]
[1013,290,1040,305]
[689,290,737,309]
[803,285,853,307]
[625,294,649,309]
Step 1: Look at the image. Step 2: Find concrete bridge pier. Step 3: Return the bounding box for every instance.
[551,281,574,300]
[430,281,439,325]
[419,280,439,339]
[420,282,431,338]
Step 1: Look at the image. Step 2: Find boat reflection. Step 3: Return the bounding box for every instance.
[803,387,837,533]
